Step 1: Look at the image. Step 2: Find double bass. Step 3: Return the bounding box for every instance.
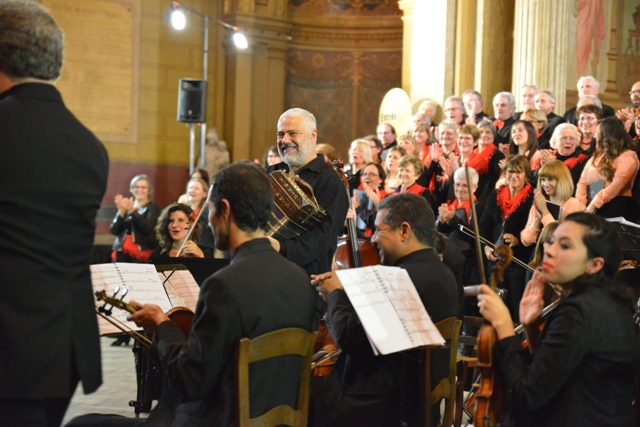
[311,158,381,376]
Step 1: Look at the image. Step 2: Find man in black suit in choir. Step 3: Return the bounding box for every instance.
[0,2,109,425]
[310,193,459,427]
[67,162,318,427]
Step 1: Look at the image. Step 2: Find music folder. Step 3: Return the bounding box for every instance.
[335,266,445,356]
[91,263,200,335]
[588,179,605,203]
[545,200,562,221]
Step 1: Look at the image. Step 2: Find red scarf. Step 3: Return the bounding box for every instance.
[531,157,542,171]
[494,119,505,130]
[495,183,532,220]
[420,145,432,168]
[447,196,477,223]
[464,150,489,175]
[557,150,589,170]
[536,131,543,139]
[475,144,497,164]
[634,135,639,141]
[402,182,428,196]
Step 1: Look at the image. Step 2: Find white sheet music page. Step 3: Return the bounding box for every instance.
[160,270,200,312]
[91,263,173,335]
[335,265,444,356]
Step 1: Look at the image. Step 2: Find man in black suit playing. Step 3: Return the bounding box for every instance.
[0,2,109,425]
[310,193,459,427]
[68,162,318,427]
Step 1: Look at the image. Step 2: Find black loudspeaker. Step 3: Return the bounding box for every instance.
[177,78,207,123]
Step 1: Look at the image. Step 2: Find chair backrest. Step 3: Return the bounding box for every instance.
[235,328,318,427]
[419,316,462,427]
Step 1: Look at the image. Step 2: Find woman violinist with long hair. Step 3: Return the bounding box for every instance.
[478,213,640,427]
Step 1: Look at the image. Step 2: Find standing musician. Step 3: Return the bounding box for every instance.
[0,2,109,425]
[266,108,349,277]
[309,194,459,427]
[67,162,317,427]
[478,213,640,427]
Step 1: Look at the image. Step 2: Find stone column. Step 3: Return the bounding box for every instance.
[512,0,570,113]
[399,0,457,106]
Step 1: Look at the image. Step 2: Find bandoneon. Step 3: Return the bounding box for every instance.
[266,170,327,240]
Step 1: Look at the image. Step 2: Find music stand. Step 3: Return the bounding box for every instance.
[606,217,640,262]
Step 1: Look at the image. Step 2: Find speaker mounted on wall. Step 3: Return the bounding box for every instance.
[177,78,207,123]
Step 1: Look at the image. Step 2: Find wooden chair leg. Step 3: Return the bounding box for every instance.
[454,359,468,427]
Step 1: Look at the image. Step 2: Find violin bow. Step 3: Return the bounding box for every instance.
[176,205,206,257]
[464,163,486,282]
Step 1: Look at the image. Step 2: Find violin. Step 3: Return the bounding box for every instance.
[474,245,512,427]
[311,158,381,376]
[95,290,194,345]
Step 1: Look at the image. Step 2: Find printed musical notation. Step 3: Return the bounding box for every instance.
[91,263,178,335]
[335,266,444,355]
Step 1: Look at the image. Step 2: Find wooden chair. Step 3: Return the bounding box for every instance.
[235,328,318,427]
[419,316,462,427]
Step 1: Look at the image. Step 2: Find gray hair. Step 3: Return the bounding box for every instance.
[444,96,464,110]
[578,94,603,109]
[439,119,459,132]
[521,84,538,92]
[463,90,483,103]
[538,89,556,104]
[493,92,516,110]
[130,174,153,195]
[550,123,581,150]
[279,108,317,134]
[453,167,479,186]
[477,119,497,136]
[578,75,600,90]
[0,0,64,81]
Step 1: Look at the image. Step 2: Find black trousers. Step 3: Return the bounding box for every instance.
[0,396,73,427]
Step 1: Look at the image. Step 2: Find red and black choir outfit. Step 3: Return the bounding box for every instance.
[479,183,534,323]
[475,144,506,205]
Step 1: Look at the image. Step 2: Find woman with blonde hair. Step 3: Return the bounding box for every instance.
[383,145,406,192]
[396,155,434,208]
[345,139,373,192]
[521,160,585,247]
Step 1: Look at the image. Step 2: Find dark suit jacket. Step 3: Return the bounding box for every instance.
[151,238,317,426]
[313,249,459,427]
[267,155,349,276]
[0,83,108,398]
[494,285,640,427]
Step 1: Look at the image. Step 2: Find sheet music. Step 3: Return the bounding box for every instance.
[91,263,174,335]
[335,266,444,356]
[158,270,200,312]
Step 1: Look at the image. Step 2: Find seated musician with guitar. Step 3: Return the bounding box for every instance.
[67,162,317,427]
[478,213,640,427]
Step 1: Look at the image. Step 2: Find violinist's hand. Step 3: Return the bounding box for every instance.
[502,233,519,248]
[127,300,170,333]
[477,285,515,340]
[311,265,343,301]
[182,240,204,258]
[519,271,545,327]
[345,207,356,225]
[485,245,498,262]
[352,192,360,208]
[438,203,454,223]
[266,236,281,252]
